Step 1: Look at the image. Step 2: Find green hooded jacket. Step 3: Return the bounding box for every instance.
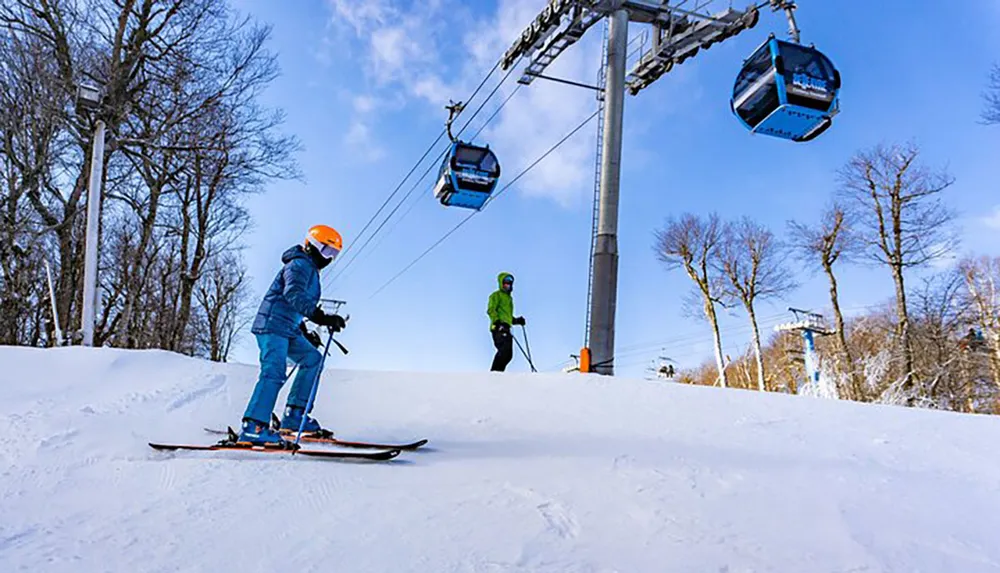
[487,272,514,330]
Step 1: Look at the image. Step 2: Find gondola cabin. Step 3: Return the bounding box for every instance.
[433,141,501,210]
[730,35,841,142]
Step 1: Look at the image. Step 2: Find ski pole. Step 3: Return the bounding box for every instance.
[293,328,335,450]
[520,324,535,371]
[513,333,537,373]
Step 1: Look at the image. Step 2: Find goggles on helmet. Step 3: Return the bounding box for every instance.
[306,236,341,261]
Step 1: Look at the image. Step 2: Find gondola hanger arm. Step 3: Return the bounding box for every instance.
[445,100,465,142]
[769,0,801,43]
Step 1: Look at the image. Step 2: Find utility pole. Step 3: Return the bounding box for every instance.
[81,118,106,347]
[501,1,763,375]
[75,83,106,347]
[588,7,628,375]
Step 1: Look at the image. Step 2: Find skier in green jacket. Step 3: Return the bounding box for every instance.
[487,272,525,372]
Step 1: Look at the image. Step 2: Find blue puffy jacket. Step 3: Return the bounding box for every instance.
[251,245,321,338]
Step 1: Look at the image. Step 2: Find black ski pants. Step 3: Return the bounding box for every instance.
[491,327,513,372]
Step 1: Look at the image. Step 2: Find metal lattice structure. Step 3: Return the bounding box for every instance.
[584,20,609,350]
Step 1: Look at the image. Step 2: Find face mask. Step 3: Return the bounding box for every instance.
[306,236,340,264]
[306,244,334,269]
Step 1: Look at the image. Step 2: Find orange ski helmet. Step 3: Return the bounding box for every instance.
[304,225,343,261]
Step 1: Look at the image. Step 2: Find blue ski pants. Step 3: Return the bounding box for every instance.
[243,332,323,424]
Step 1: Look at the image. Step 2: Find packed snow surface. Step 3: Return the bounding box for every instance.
[2,345,1000,572]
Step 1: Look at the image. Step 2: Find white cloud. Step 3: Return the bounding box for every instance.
[353,95,377,114]
[327,0,393,35]
[370,25,430,81]
[323,0,604,206]
[345,121,384,162]
[984,206,1000,230]
[410,75,451,107]
[462,0,603,207]
[325,0,442,86]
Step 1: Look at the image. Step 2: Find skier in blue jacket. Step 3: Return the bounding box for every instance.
[237,224,347,446]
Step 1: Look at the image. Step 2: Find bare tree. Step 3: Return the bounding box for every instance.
[715,218,797,391]
[984,64,1000,125]
[788,204,860,396]
[909,271,971,408]
[0,1,296,361]
[654,213,729,387]
[677,258,1000,414]
[0,0,216,339]
[959,256,1000,388]
[195,253,250,362]
[838,142,957,396]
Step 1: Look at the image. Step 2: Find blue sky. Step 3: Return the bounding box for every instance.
[225,0,1000,379]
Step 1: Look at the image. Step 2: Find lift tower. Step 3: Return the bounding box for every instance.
[775,307,835,395]
[501,0,762,374]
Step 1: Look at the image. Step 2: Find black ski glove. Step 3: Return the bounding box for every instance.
[512,316,526,326]
[309,307,347,331]
[299,322,322,348]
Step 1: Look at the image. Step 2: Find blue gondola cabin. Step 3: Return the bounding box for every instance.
[433,141,501,210]
[731,35,841,142]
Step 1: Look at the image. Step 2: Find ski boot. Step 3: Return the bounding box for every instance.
[279,405,331,438]
[236,418,288,447]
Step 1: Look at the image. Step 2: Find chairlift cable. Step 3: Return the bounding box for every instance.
[333,85,525,286]
[328,63,526,287]
[366,108,600,301]
[324,56,505,282]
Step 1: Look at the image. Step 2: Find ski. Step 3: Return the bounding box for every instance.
[152,426,401,461]
[148,441,400,461]
[203,415,428,451]
[282,430,428,451]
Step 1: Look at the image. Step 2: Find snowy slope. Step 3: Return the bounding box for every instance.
[2,346,1000,573]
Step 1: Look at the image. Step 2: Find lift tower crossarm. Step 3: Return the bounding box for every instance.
[503,3,607,85]
[625,4,760,94]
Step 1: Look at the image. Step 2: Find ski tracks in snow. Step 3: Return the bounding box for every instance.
[503,484,580,541]
[165,374,226,412]
[535,500,580,541]
[491,484,588,571]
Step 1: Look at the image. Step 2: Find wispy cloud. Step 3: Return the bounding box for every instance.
[328,0,393,35]
[345,120,385,162]
[322,0,603,206]
[352,95,375,114]
[983,205,1000,230]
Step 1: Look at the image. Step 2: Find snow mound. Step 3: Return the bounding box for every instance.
[2,345,1000,572]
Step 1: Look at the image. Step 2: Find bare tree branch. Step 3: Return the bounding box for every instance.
[716,217,797,391]
[984,63,1000,125]
[654,213,729,387]
[838,141,958,396]
[788,203,861,397]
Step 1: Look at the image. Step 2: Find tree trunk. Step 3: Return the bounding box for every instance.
[704,299,727,388]
[823,261,858,398]
[118,182,164,347]
[55,223,82,340]
[890,262,915,388]
[746,303,766,391]
[990,347,1000,393]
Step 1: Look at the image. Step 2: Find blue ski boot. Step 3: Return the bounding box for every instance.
[280,405,324,435]
[236,418,286,446]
